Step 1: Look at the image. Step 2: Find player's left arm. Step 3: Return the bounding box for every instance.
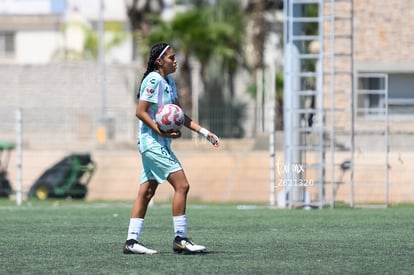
[180,111,220,147]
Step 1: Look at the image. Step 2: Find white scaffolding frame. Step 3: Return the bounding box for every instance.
[282,0,355,208]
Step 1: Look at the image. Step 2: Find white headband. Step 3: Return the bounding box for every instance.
[157,45,170,59]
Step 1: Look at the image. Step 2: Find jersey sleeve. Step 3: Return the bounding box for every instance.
[139,74,161,104]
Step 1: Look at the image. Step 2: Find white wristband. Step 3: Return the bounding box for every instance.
[199,127,209,138]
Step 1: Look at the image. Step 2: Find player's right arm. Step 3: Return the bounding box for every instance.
[136,100,180,139]
[137,74,180,139]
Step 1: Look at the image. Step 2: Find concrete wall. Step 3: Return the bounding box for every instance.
[4,139,414,205]
[0,62,138,146]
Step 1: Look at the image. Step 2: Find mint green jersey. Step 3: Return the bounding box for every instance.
[137,72,179,153]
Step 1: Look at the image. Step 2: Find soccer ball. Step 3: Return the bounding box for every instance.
[155,104,185,133]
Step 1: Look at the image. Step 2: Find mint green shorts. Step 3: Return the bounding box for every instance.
[140,145,182,184]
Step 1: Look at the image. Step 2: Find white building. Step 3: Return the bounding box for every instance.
[0,0,132,64]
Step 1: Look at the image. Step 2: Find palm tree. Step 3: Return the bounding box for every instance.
[244,0,282,69]
[143,1,248,137]
[245,0,282,131]
[211,0,247,98]
[145,7,229,111]
[125,0,164,60]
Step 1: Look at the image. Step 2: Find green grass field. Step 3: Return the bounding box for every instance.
[0,200,413,275]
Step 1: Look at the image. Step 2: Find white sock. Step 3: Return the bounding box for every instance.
[127,218,144,241]
[173,215,187,238]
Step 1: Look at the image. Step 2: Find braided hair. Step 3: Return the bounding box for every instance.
[137,42,170,99]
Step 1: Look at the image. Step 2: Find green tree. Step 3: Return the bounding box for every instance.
[144,1,247,137]
[144,8,210,115]
[146,6,241,106]
[245,0,283,131]
[212,0,247,98]
[125,0,164,60]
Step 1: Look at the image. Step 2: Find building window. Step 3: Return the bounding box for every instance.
[356,73,387,117]
[357,73,414,118]
[388,73,414,116]
[0,32,15,57]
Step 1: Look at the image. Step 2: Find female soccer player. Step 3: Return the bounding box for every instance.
[123,42,220,254]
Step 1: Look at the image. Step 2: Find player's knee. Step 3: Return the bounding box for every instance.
[138,186,156,201]
[177,182,189,194]
[146,187,156,199]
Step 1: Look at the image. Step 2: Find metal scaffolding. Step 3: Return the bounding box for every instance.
[281,0,354,208]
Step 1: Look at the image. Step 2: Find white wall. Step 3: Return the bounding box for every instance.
[1,0,132,64]
[0,0,127,20]
[16,31,63,64]
[0,0,51,14]
[67,0,127,21]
